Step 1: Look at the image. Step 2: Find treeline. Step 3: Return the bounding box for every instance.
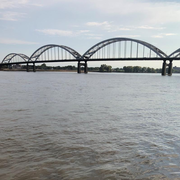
[5,63,180,73]
[97,64,162,73]
[21,64,77,71]
[122,66,162,73]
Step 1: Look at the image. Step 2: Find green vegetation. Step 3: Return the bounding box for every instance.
[122,66,162,73]
[99,64,112,72]
[28,64,163,73]
[22,63,77,71]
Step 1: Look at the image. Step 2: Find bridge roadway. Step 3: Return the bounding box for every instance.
[1,37,180,76]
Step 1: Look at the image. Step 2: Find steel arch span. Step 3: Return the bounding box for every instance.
[83,37,168,60]
[2,53,29,64]
[29,44,82,62]
[168,48,180,58]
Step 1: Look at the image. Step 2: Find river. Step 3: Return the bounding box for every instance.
[1,71,180,180]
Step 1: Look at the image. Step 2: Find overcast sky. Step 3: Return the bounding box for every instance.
[1,0,180,68]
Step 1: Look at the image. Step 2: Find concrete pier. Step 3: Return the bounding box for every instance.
[77,61,81,73]
[33,63,36,72]
[162,60,173,76]
[27,63,29,72]
[168,61,173,76]
[77,61,88,74]
[162,61,166,76]
[84,61,88,74]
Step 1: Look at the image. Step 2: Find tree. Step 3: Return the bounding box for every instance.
[99,64,112,72]
[142,67,147,73]
[106,65,112,72]
[123,66,133,72]
[133,66,141,73]
[41,63,47,70]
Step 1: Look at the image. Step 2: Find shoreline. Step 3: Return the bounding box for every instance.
[0,69,163,74]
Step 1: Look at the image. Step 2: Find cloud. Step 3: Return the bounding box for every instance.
[152,35,163,38]
[107,27,132,33]
[164,33,177,36]
[84,33,103,39]
[137,26,165,30]
[0,0,47,9]
[86,21,132,32]
[86,21,110,27]
[36,29,74,37]
[89,0,180,24]
[152,33,177,38]
[117,28,131,31]
[2,0,180,25]
[86,36,102,40]
[36,29,93,38]
[78,30,90,33]
[117,35,141,38]
[85,21,165,34]
[0,11,26,21]
[0,38,38,44]
[0,0,70,9]
[86,21,112,31]
[36,28,104,40]
[0,0,28,9]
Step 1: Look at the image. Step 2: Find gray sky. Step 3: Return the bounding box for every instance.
[1,0,180,68]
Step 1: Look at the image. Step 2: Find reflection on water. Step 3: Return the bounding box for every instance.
[1,71,180,179]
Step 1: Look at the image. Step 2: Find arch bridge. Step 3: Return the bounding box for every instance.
[1,37,179,75]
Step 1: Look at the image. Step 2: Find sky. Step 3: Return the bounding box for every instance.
[1,0,180,68]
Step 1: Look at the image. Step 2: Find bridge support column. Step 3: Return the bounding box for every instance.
[84,61,88,74]
[33,63,36,72]
[77,61,88,74]
[168,60,173,76]
[162,61,167,76]
[27,63,29,72]
[77,61,81,73]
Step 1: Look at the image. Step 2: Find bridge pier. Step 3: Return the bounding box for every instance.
[168,60,173,76]
[84,61,88,74]
[161,60,173,76]
[77,61,88,74]
[33,63,36,72]
[8,65,12,70]
[78,61,81,73]
[162,61,166,76]
[27,63,29,72]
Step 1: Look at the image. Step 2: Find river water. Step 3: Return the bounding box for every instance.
[1,71,180,180]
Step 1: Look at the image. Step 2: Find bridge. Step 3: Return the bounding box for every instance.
[1,37,180,76]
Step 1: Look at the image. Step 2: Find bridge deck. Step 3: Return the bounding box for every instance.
[1,57,180,66]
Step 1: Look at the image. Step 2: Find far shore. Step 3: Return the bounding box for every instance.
[0,69,162,73]
[0,69,77,72]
